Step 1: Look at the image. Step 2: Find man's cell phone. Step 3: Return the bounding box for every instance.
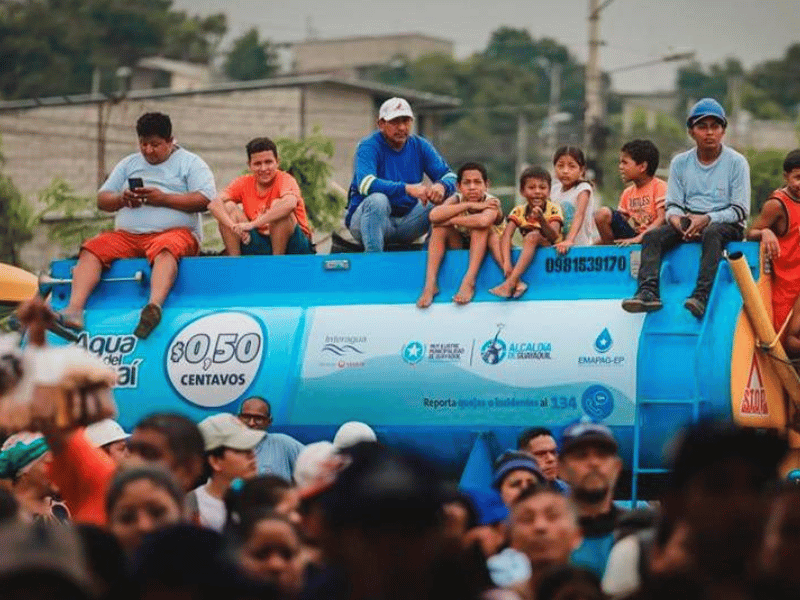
[128,177,143,190]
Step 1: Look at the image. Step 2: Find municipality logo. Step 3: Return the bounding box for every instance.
[481,325,507,365]
[402,341,425,365]
[594,328,613,353]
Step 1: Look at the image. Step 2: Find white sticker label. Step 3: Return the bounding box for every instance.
[166,312,265,407]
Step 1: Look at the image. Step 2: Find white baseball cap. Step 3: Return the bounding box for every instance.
[198,413,265,452]
[294,441,336,497]
[379,97,414,121]
[84,419,129,448]
[332,421,377,450]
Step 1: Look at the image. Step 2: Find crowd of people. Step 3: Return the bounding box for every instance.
[0,380,797,600]
[47,95,800,357]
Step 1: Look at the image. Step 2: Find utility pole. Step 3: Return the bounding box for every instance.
[728,74,744,146]
[584,0,610,151]
[547,63,562,158]
[516,110,528,193]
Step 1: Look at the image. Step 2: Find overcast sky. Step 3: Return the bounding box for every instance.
[173,0,799,93]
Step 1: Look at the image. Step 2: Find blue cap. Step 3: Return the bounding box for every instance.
[561,422,618,456]
[492,451,545,489]
[687,98,727,128]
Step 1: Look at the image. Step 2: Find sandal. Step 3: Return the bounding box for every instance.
[54,311,84,332]
[133,304,162,339]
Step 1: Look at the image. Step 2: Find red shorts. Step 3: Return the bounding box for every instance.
[81,228,199,268]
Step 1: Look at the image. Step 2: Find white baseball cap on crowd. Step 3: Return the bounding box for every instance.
[379,97,414,121]
[332,421,377,450]
[84,419,129,448]
[294,441,337,497]
[198,413,264,452]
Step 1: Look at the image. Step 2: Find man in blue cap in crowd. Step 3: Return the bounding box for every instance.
[622,97,750,318]
[558,422,624,577]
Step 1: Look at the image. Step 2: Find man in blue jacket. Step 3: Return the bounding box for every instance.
[346,97,457,251]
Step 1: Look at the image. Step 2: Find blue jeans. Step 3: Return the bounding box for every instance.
[348,193,432,252]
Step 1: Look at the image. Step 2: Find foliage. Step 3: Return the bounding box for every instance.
[275,131,345,232]
[0,168,109,266]
[0,136,32,266]
[0,174,33,266]
[223,28,278,81]
[677,48,800,121]
[743,149,785,216]
[373,27,586,187]
[0,0,226,99]
[35,179,110,253]
[749,44,800,116]
[162,11,227,63]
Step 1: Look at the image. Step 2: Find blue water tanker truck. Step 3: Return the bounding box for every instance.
[41,241,781,496]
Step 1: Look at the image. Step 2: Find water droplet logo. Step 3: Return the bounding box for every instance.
[594,328,613,354]
[402,341,425,365]
[581,385,614,420]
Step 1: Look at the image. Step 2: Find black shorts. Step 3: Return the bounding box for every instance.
[610,209,638,240]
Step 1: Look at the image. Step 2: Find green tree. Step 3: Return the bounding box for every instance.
[744,149,785,216]
[0,0,226,100]
[0,174,32,266]
[275,131,344,232]
[750,44,800,115]
[223,28,278,81]
[163,11,227,63]
[35,179,110,253]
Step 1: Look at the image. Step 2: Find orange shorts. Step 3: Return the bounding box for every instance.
[81,228,199,268]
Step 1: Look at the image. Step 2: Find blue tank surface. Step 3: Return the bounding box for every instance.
[45,242,759,482]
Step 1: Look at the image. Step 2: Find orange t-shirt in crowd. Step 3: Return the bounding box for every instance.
[617,177,667,234]
[224,171,312,238]
[48,429,116,526]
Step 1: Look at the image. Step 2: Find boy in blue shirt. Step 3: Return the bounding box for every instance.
[622,98,750,318]
[346,97,457,251]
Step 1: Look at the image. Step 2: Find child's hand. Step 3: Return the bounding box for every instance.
[616,234,643,247]
[761,229,780,260]
[531,206,545,221]
[555,240,573,254]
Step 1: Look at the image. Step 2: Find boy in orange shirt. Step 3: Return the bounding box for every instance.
[209,137,313,255]
[595,139,666,245]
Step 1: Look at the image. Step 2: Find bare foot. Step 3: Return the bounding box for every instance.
[416,286,439,309]
[512,281,528,299]
[453,281,476,305]
[489,280,515,299]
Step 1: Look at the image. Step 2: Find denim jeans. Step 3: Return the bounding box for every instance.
[348,193,432,252]
[637,221,743,301]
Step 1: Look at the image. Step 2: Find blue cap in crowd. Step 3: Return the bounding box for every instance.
[561,422,618,456]
[492,451,545,489]
[686,98,727,128]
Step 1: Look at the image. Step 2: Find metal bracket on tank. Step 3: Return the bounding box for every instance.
[39,271,145,286]
[628,250,641,279]
[322,259,350,271]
